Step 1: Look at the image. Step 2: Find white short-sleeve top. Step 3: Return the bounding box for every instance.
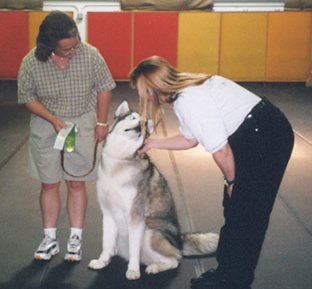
[173,75,261,153]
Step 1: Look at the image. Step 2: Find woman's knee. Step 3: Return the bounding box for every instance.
[42,182,60,191]
[66,180,85,192]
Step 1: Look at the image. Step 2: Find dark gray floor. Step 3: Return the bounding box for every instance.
[0,80,311,289]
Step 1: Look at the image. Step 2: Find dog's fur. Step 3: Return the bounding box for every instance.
[88,101,219,280]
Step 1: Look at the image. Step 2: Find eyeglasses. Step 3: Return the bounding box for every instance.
[55,40,81,57]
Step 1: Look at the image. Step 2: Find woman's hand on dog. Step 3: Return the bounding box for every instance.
[138,139,152,154]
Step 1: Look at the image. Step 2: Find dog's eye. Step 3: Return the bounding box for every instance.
[129,115,135,120]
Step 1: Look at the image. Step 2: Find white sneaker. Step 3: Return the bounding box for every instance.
[64,235,82,261]
[34,235,59,260]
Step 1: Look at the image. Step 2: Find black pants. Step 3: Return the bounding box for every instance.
[216,98,294,288]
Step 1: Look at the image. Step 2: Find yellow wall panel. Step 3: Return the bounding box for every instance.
[305,19,312,86]
[28,12,50,50]
[220,13,267,81]
[28,12,73,51]
[266,12,311,82]
[178,12,220,75]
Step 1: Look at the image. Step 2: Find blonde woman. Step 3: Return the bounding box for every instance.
[130,56,294,289]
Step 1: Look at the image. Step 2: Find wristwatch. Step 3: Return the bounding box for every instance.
[223,176,235,187]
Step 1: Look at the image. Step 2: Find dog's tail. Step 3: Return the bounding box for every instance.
[181,233,219,256]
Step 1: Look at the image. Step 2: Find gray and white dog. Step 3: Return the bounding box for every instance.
[88,100,219,280]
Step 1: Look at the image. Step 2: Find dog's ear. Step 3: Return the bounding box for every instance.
[146,119,154,138]
[115,100,130,117]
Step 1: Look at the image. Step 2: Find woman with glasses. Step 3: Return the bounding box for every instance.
[131,56,294,289]
[18,11,116,262]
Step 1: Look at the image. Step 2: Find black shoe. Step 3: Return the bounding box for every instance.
[190,269,227,289]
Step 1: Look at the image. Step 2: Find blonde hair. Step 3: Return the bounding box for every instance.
[129,55,212,132]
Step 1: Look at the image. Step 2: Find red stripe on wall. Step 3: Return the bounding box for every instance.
[88,12,132,80]
[0,12,29,79]
[133,12,178,68]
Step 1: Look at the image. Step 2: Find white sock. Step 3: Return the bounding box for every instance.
[44,228,57,239]
[70,227,83,240]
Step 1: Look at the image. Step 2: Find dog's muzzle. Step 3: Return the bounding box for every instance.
[125,125,141,133]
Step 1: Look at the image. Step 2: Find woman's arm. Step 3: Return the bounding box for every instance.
[138,133,198,154]
[212,142,235,196]
[95,90,111,142]
[25,100,67,132]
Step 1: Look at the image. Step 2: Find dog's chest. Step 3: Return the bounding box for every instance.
[97,159,142,211]
[99,158,139,185]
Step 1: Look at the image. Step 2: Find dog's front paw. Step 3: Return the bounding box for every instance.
[126,268,141,280]
[88,259,108,270]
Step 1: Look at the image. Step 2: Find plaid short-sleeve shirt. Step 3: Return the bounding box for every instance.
[18,43,116,117]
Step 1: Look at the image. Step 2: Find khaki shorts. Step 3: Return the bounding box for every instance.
[27,110,100,183]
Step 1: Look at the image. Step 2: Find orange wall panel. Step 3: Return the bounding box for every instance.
[266,12,311,81]
[0,12,29,79]
[133,12,178,68]
[178,12,221,75]
[88,12,132,80]
[220,13,267,81]
[29,12,50,51]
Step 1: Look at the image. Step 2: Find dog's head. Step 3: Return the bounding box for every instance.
[104,101,153,159]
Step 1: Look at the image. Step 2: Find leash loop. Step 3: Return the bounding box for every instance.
[61,141,98,178]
